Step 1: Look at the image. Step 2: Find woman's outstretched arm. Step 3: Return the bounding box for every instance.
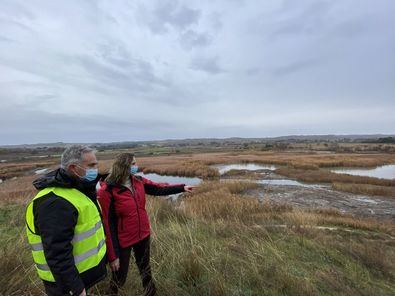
[142,177,187,196]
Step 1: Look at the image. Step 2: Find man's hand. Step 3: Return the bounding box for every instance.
[184,185,195,192]
[110,258,120,271]
[79,288,86,296]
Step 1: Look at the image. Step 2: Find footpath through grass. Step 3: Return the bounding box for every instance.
[1,181,394,295]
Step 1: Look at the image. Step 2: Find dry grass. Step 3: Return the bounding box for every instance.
[0,176,36,205]
[96,151,395,197]
[194,151,395,169]
[0,204,44,295]
[332,182,395,198]
[275,167,395,186]
[141,160,220,179]
[1,179,395,295]
[275,164,395,197]
[1,151,395,295]
[0,160,56,179]
[98,150,395,176]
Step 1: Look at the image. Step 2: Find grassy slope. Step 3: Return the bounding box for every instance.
[1,181,394,296]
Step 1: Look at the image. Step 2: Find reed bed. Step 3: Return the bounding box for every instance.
[0,160,56,179]
[1,150,395,295]
[1,180,395,295]
[275,167,395,187]
[332,183,395,198]
[99,151,395,179]
[141,161,220,179]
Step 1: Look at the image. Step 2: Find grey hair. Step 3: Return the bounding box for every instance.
[61,145,95,169]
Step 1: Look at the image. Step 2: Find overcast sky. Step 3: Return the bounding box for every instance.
[0,0,394,144]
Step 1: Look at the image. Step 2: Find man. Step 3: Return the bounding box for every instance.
[26,145,107,295]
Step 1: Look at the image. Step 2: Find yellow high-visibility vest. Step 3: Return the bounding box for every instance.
[26,187,106,282]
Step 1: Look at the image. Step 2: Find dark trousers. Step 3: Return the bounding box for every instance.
[110,236,156,296]
[43,281,71,296]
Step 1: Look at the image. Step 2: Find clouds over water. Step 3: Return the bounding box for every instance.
[0,0,394,144]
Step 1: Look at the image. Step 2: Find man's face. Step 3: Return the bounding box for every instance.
[69,152,98,178]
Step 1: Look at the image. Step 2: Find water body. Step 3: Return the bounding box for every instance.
[331,165,395,180]
[257,179,325,188]
[137,173,202,185]
[213,163,277,175]
[352,197,379,204]
[137,173,201,201]
[35,168,49,175]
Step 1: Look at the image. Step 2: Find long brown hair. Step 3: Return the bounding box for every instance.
[106,153,135,185]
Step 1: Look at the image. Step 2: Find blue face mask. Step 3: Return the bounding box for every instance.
[130,165,138,175]
[82,168,98,182]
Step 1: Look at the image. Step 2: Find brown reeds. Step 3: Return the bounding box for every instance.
[0,160,56,179]
[141,160,220,179]
[332,182,395,198]
[275,167,395,187]
[1,179,395,295]
[2,150,395,295]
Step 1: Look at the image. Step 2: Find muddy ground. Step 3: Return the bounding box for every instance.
[222,169,395,220]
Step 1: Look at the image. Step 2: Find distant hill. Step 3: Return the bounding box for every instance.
[1,134,395,149]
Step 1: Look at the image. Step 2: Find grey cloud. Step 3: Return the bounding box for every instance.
[209,12,223,32]
[30,94,57,102]
[0,17,33,32]
[0,56,109,96]
[180,30,211,50]
[190,56,224,74]
[96,41,131,62]
[0,35,15,43]
[0,0,36,20]
[0,104,187,144]
[272,57,322,76]
[272,0,333,36]
[245,67,261,76]
[0,0,394,144]
[70,54,169,93]
[0,46,169,98]
[330,18,370,39]
[144,1,201,34]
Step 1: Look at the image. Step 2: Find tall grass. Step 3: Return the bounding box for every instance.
[1,188,395,295]
[141,161,220,179]
[144,187,395,295]
[332,183,395,198]
[0,160,56,179]
[275,167,395,186]
[0,204,44,295]
[97,151,395,196]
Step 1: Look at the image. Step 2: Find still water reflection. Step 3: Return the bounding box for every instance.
[213,163,277,175]
[331,165,395,180]
[137,173,202,185]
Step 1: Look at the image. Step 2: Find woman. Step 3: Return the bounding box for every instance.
[97,153,193,295]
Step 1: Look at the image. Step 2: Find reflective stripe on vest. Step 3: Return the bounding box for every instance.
[35,239,106,271]
[26,187,106,282]
[29,221,103,251]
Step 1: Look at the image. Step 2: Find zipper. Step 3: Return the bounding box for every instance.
[124,182,141,239]
[120,216,124,230]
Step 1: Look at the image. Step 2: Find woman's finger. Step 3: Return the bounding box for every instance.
[111,264,119,271]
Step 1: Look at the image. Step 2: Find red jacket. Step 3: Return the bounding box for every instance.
[97,175,185,262]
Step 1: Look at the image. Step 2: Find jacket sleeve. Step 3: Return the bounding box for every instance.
[35,195,85,296]
[142,177,185,196]
[97,188,119,262]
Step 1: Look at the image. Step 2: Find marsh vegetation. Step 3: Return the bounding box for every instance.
[1,142,394,295]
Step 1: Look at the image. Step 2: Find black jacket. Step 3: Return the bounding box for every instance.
[31,168,107,295]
